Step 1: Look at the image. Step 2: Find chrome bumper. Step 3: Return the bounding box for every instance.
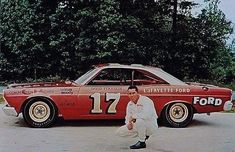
[2,105,18,116]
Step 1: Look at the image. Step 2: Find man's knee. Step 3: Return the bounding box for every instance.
[135,119,145,129]
[116,125,138,138]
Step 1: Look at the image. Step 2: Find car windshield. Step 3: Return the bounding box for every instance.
[74,68,99,84]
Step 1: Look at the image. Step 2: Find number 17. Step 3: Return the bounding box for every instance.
[90,93,121,114]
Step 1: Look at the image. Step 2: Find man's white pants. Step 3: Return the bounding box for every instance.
[116,119,157,142]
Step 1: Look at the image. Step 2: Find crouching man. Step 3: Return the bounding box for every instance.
[116,85,158,149]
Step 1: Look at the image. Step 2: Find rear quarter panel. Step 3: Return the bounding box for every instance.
[138,85,231,116]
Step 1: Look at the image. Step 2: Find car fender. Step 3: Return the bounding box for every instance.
[161,100,195,114]
[163,100,192,107]
[20,93,56,113]
[26,92,52,100]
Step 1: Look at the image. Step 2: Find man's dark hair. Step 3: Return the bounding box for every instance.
[128,85,138,92]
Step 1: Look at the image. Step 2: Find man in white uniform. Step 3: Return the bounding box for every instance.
[116,85,158,149]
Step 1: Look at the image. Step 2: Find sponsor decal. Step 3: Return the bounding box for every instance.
[60,100,75,107]
[7,89,56,95]
[91,87,123,91]
[193,97,222,106]
[22,89,34,95]
[144,88,191,93]
[60,88,73,94]
[6,90,22,95]
[22,89,55,95]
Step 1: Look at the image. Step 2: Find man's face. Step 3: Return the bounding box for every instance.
[127,88,139,103]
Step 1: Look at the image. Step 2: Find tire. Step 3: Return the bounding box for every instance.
[23,97,58,128]
[164,102,193,128]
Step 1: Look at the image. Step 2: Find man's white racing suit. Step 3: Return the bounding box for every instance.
[116,95,158,142]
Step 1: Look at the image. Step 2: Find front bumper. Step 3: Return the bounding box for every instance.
[2,104,18,116]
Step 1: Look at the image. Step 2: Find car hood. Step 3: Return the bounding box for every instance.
[7,81,77,89]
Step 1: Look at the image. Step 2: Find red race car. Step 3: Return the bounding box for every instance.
[2,63,234,128]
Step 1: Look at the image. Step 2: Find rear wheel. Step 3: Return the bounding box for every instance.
[23,97,57,128]
[163,102,193,128]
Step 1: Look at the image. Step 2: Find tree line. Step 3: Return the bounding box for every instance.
[0,0,234,86]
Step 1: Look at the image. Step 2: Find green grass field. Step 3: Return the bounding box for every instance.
[0,94,4,103]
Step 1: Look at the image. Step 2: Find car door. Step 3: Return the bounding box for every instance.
[77,68,132,119]
[130,68,171,116]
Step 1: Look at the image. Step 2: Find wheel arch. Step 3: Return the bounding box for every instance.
[20,95,58,114]
[163,100,191,107]
[161,100,197,115]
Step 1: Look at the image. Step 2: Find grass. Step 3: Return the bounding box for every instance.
[0,94,4,104]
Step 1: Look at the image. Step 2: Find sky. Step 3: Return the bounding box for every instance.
[194,0,235,42]
[216,0,235,42]
[218,1,235,24]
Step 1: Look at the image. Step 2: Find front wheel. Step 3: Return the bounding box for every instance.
[23,97,58,128]
[163,102,193,128]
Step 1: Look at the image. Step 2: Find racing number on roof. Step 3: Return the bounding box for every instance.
[90,93,120,114]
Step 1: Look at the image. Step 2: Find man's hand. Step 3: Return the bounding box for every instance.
[127,116,136,130]
[127,122,133,130]
[129,116,136,123]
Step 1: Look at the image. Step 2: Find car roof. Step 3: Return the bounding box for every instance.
[93,63,162,71]
[75,63,186,85]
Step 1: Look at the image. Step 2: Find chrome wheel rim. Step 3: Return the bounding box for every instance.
[29,101,50,122]
[169,103,188,123]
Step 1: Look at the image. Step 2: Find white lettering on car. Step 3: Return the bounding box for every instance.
[193,97,222,106]
[90,93,120,114]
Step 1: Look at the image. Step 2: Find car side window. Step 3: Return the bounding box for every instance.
[133,69,168,85]
[87,68,132,85]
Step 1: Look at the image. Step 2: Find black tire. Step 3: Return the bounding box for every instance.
[163,102,193,128]
[23,97,58,128]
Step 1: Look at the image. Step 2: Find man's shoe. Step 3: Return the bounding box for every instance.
[145,136,149,141]
[130,141,146,149]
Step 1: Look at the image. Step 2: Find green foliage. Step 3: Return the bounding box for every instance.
[0,0,234,85]
[200,0,233,81]
[165,0,234,81]
[0,0,58,80]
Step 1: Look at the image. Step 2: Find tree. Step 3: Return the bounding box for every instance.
[94,0,125,63]
[0,0,58,81]
[195,0,233,81]
[165,0,234,81]
[1,1,36,81]
[0,0,234,84]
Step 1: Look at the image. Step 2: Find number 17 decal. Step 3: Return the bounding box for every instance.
[90,93,120,114]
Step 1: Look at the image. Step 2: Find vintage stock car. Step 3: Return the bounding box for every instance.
[2,63,234,128]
